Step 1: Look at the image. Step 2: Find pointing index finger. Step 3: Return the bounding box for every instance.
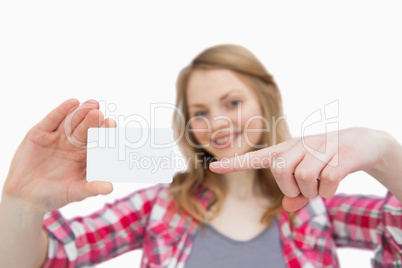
[208,137,300,174]
[208,149,274,174]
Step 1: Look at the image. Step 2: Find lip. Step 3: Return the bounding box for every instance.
[211,131,241,147]
[212,131,241,141]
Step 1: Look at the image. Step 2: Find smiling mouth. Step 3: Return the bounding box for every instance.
[212,131,242,147]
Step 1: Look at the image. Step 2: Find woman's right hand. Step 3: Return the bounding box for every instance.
[2,98,116,213]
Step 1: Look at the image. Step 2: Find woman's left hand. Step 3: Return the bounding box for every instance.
[209,127,388,212]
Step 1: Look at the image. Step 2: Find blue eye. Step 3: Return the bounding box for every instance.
[194,111,207,117]
[228,100,241,107]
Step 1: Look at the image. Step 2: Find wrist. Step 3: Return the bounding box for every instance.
[370,130,397,172]
[0,193,49,268]
[1,193,46,217]
[365,129,402,190]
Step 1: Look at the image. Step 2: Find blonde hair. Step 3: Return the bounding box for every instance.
[169,44,296,230]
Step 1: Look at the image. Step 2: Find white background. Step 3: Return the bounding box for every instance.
[1,1,401,267]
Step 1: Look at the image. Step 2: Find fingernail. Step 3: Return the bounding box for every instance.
[210,162,220,168]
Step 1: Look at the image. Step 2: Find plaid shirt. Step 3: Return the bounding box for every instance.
[42,183,402,268]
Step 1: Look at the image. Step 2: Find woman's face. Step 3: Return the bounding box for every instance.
[186,68,266,160]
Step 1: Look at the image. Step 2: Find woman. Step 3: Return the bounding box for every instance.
[1,44,401,267]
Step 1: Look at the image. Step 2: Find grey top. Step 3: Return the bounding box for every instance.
[185,218,287,267]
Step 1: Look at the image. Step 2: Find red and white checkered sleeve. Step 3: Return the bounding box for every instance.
[323,191,402,267]
[41,184,164,268]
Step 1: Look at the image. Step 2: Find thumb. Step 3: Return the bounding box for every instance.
[85,181,114,196]
[282,194,309,212]
[69,180,114,202]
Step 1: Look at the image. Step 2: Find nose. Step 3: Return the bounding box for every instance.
[210,113,234,134]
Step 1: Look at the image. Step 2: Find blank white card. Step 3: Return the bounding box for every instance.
[87,128,184,183]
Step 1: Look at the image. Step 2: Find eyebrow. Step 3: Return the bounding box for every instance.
[188,89,242,108]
